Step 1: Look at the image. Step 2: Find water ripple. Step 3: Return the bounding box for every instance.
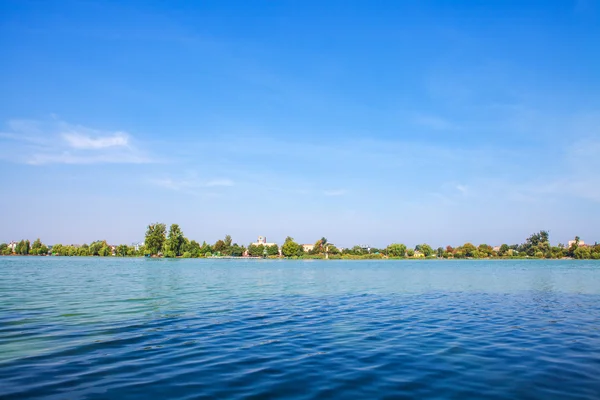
[1,258,600,399]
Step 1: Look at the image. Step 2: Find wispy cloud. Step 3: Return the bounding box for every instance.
[63,131,129,149]
[0,118,152,165]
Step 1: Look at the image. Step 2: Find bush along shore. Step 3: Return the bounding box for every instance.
[2,226,599,260]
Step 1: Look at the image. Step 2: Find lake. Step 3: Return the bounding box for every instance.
[1,257,599,399]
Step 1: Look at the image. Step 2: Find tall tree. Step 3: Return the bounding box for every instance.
[213,240,226,255]
[31,238,42,255]
[520,230,550,256]
[282,237,303,257]
[145,223,166,256]
[166,224,186,257]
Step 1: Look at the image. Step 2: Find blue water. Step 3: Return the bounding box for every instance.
[1,258,600,399]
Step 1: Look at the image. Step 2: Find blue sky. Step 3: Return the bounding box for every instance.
[1,0,599,247]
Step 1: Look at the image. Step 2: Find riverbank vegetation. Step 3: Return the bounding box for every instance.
[1,226,599,260]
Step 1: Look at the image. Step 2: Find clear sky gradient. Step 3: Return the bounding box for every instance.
[1,0,599,247]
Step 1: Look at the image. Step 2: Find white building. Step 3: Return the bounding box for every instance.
[302,244,314,253]
[251,236,278,248]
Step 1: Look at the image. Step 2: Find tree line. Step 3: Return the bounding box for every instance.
[1,226,599,260]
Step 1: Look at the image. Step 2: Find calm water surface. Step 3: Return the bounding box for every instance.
[1,258,600,399]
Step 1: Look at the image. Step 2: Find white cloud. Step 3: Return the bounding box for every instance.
[0,118,152,165]
[63,131,129,149]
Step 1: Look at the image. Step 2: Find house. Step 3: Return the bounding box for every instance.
[251,236,278,248]
[413,250,425,258]
[302,244,315,253]
[567,240,585,248]
[7,241,17,252]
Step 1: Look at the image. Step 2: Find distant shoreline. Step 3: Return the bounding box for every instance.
[0,254,584,261]
[3,228,598,259]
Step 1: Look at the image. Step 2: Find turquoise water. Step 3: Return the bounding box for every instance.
[1,258,600,399]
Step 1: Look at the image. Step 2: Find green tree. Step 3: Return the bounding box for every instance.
[15,240,30,255]
[406,248,415,257]
[213,240,226,255]
[230,244,244,257]
[351,245,364,255]
[223,235,233,255]
[99,245,111,257]
[188,240,201,258]
[282,237,303,257]
[166,224,185,257]
[520,230,550,256]
[311,237,334,258]
[248,244,265,257]
[420,244,434,257]
[31,238,42,255]
[436,247,444,257]
[499,244,509,256]
[478,244,493,257]
[573,246,591,259]
[116,244,128,257]
[328,245,340,255]
[89,241,106,256]
[386,243,407,258]
[267,244,279,256]
[550,246,565,259]
[52,244,63,255]
[199,241,212,257]
[310,237,328,254]
[567,236,581,257]
[145,223,166,256]
[461,243,477,257]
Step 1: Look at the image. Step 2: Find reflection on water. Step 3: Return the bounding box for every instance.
[1,258,600,399]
